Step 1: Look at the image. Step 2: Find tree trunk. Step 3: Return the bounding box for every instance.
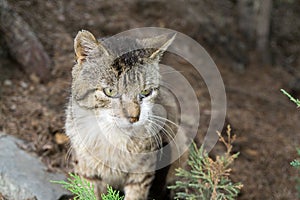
[238,0,256,43]
[0,0,51,82]
[256,0,273,65]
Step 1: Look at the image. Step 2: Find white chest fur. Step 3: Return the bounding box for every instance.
[65,102,158,186]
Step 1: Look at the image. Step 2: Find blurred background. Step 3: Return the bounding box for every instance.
[0,0,300,199]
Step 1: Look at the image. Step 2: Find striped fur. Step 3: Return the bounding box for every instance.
[66,30,187,200]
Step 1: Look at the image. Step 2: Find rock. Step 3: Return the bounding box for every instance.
[0,133,70,200]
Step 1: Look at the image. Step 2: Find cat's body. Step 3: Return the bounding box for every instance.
[66,30,188,200]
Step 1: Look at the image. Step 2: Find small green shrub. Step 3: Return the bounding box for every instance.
[51,173,124,200]
[169,125,243,200]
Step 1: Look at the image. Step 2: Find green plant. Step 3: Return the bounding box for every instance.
[291,148,300,168]
[51,173,96,200]
[51,173,124,200]
[169,125,243,200]
[101,185,124,200]
[281,89,300,198]
[281,89,300,107]
[290,148,300,198]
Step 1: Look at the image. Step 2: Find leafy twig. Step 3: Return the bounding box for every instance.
[101,185,124,200]
[51,173,96,200]
[51,173,124,200]
[281,89,300,107]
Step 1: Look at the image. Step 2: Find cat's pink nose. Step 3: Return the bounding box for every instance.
[129,116,139,123]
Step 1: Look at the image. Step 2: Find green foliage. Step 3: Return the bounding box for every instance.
[290,149,300,198]
[169,125,243,200]
[281,89,300,167]
[51,173,124,200]
[51,173,96,200]
[281,89,300,107]
[281,89,300,197]
[291,159,300,168]
[291,149,300,168]
[101,185,124,200]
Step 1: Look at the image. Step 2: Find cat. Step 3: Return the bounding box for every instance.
[65,30,189,200]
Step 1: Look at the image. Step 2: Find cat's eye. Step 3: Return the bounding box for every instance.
[139,88,153,99]
[103,88,119,98]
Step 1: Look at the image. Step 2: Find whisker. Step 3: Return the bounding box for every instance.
[147,119,168,147]
[145,126,155,151]
[65,144,73,168]
[148,114,179,127]
[147,117,181,161]
[149,117,177,139]
[146,125,162,150]
[148,118,175,143]
[145,121,163,157]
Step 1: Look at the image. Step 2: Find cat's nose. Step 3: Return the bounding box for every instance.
[123,100,140,123]
[129,116,139,123]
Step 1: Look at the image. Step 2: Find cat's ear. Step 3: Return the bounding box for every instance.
[142,33,176,61]
[74,30,109,63]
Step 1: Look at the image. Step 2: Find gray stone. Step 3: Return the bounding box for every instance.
[0,133,69,200]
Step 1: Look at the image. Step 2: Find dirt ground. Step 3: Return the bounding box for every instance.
[1,0,300,199]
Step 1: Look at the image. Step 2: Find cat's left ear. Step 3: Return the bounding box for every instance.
[142,33,176,61]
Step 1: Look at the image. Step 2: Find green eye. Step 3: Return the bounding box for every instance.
[103,88,119,98]
[140,88,153,98]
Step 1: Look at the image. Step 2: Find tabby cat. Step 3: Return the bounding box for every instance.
[65,30,188,200]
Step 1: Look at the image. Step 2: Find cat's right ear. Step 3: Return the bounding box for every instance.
[74,30,109,64]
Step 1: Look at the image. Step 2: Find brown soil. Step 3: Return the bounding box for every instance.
[1,0,300,199]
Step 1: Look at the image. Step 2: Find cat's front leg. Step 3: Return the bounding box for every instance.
[124,173,155,200]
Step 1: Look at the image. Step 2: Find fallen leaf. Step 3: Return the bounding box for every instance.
[54,132,69,145]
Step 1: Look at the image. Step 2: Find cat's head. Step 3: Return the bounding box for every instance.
[71,30,175,128]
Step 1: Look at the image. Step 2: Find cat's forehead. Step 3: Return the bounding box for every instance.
[100,37,158,77]
[111,48,156,76]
